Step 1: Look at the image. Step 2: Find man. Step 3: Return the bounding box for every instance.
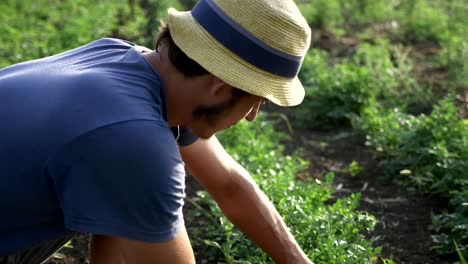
[0,0,311,263]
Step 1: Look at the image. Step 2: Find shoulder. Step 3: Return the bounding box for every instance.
[64,38,136,55]
[91,38,137,48]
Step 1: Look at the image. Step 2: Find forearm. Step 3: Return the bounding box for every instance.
[212,168,310,264]
[179,137,310,263]
[89,235,125,264]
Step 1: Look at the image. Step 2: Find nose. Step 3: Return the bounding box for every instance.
[245,101,261,122]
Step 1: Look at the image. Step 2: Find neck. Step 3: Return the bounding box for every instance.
[142,48,196,127]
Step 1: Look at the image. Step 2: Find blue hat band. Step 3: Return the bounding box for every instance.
[191,0,303,78]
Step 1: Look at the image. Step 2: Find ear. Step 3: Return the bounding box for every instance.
[207,76,232,98]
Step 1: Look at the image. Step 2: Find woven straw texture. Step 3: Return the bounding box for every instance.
[168,0,311,106]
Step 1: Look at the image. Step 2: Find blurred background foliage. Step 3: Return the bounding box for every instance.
[1,0,466,261]
[0,0,182,68]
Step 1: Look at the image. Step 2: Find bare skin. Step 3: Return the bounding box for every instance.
[89,47,312,263]
[180,136,311,263]
[90,228,195,264]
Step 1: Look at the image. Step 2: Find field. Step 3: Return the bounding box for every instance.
[1,0,467,263]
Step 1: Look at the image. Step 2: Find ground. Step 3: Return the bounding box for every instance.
[278,113,443,264]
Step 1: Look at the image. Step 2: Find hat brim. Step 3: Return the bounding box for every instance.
[167,8,305,107]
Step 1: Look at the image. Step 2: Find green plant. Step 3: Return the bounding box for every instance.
[297,61,379,129]
[381,258,396,264]
[436,35,468,89]
[353,39,399,90]
[398,0,449,43]
[297,0,344,35]
[112,2,150,46]
[298,0,397,35]
[188,114,381,263]
[0,0,123,67]
[0,0,182,68]
[352,96,468,256]
[340,0,396,26]
[344,161,364,177]
[354,39,434,114]
[455,240,467,264]
[297,39,434,130]
[142,0,183,47]
[298,49,331,88]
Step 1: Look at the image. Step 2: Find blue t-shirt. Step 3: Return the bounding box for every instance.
[0,38,198,255]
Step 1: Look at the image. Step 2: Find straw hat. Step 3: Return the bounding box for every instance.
[167,0,311,106]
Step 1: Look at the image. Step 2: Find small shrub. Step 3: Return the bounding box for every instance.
[354,39,434,114]
[352,96,468,256]
[298,49,331,88]
[436,35,468,89]
[297,61,379,129]
[298,40,433,130]
[298,0,344,35]
[398,0,449,43]
[342,0,396,26]
[344,161,364,177]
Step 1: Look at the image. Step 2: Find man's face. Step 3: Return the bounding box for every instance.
[187,93,263,139]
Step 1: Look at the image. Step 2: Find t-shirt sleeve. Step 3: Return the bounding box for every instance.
[171,126,198,147]
[47,120,186,243]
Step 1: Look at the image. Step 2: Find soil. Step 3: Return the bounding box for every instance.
[268,104,444,264]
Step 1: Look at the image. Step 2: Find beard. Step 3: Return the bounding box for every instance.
[188,97,240,139]
[192,96,240,125]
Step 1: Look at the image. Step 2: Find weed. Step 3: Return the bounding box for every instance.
[454,240,467,264]
[381,258,396,264]
[344,161,364,177]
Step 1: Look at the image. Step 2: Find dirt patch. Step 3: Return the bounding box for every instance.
[263,103,443,263]
[290,128,440,263]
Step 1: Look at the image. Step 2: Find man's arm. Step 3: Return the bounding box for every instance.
[50,120,197,264]
[180,136,311,264]
[90,227,195,264]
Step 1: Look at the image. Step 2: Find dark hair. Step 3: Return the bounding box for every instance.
[154,23,249,98]
[155,24,209,77]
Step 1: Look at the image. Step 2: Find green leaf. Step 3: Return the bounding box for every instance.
[454,240,467,264]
